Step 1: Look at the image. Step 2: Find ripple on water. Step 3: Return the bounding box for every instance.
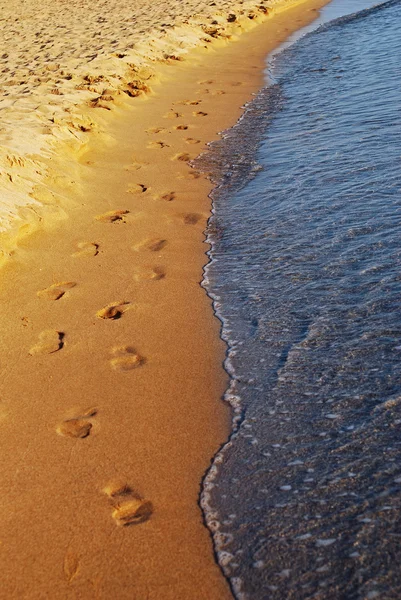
[198,1,401,598]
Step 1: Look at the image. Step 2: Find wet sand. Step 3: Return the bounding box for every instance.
[0,1,330,598]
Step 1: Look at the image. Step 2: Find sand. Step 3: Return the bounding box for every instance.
[0,0,330,598]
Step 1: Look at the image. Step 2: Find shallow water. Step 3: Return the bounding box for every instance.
[198,1,401,598]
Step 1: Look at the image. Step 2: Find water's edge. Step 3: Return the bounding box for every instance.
[196,0,396,597]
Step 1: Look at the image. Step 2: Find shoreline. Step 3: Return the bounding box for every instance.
[0,1,331,598]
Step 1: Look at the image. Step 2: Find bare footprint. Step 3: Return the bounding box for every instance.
[198,79,214,84]
[102,481,152,526]
[193,111,208,117]
[95,210,129,223]
[185,138,201,145]
[163,111,182,119]
[56,419,92,439]
[29,330,63,355]
[147,141,170,149]
[171,152,192,162]
[96,301,131,320]
[37,281,76,301]
[125,161,148,172]
[112,498,153,526]
[110,345,146,372]
[154,191,176,202]
[56,407,97,439]
[175,99,202,106]
[201,88,226,96]
[182,213,202,225]
[175,125,189,131]
[146,126,167,134]
[127,184,148,194]
[72,242,99,257]
[133,238,167,252]
[133,265,165,281]
[177,171,201,180]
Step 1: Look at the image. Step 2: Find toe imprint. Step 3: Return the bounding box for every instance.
[29,330,63,355]
[95,210,129,223]
[37,282,76,301]
[96,301,131,320]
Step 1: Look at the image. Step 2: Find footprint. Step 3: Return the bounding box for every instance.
[154,191,176,202]
[110,345,146,372]
[29,330,64,355]
[182,213,202,225]
[177,171,201,180]
[146,126,167,134]
[198,79,214,85]
[125,161,148,172]
[175,99,201,106]
[56,419,92,439]
[56,407,97,439]
[201,88,226,96]
[102,481,152,526]
[163,111,182,119]
[171,152,192,162]
[96,301,131,320]
[72,242,99,257]
[133,238,167,252]
[37,281,76,301]
[63,551,80,583]
[133,265,165,281]
[127,183,148,194]
[147,141,170,149]
[95,210,129,223]
[175,125,189,131]
[193,111,208,117]
[185,138,201,145]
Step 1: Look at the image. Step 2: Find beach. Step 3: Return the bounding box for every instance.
[0,1,330,597]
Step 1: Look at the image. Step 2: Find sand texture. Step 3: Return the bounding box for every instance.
[0,0,321,257]
[0,0,330,598]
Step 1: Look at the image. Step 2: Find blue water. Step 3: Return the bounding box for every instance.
[198,1,401,598]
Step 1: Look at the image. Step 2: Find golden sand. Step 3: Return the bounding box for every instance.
[0,0,330,598]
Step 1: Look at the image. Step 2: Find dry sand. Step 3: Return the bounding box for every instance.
[0,0,330,598]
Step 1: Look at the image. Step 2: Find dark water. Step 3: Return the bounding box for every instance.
[198,1,401,598]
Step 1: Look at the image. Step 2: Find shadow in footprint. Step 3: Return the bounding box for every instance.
[96,301,131,320]
[56,407,97,439]
[95,210,129,223]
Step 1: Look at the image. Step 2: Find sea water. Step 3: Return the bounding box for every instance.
[198,1,401,598]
